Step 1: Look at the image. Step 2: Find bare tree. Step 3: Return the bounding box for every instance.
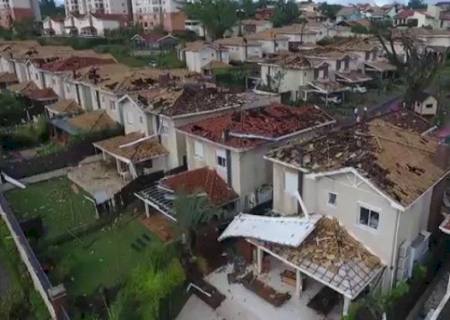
[373,24,445,109]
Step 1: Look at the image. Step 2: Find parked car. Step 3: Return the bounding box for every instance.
[320,95,342,105]
[351,85,367,94]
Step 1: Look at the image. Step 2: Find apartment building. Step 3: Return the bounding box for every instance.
[65,0,129,15]
[0,0,41,28]
[132,0,185,32]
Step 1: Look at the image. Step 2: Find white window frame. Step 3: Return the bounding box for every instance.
[284,171,298,196]
[194,140,204,159]
[160,119,169,136]
[358,203,380,231]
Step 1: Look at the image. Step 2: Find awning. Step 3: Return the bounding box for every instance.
[335,71,372,84]
[222,215,385,300]
[308,80,349,94]
[219,213,320,247]
[364,61,397,72]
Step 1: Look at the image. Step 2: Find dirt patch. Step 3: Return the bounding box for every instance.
[139,213,175,243]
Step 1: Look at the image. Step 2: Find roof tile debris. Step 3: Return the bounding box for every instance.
[134,86,245,117]
[260,216,383,299]
[160,167,238,206]
[8,81,38,95]
[40,56,116,72]
[46,99,82,115]
[267,111,446,207]
[68,110,118,133]
[179,104,335,150]
[25,88,58,101]
[94,132,168,163]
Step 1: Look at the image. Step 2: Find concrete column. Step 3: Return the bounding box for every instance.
[295,269,303,297]
[343,296,351,316]
[256,247,263,275]
[144,202,150,218]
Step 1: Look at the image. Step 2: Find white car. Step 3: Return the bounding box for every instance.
[351,85,367,94]
[320,95,342,105]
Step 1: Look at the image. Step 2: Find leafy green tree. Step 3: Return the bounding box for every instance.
[408,0,427,10]
[271,0,300,27]
[39,0,64,18]
[318,3,343,20]
[12,19,41,39]
[174,194,219,254]
[240,0,256,18]
[184,0,238,40]
[0,93,27,126]
[110,245,185,320]
[351,24,370,34]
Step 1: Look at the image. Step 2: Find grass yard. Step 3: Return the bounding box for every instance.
[46,215,160,297]
[5,177,97,241]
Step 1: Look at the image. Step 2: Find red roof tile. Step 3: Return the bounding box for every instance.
[396,9,415,19]
[40,56,115,72]
[26,88,58,101]
[160,167,238,206]
[179,104,335,150]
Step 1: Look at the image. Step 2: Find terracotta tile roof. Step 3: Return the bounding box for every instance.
[201,60,232,70]
[94,132,168,163]
[266,111,446,207]
[26,88,58,101]
[8,81,38,95]
[68,110,118,133]
[395,9,415,19]
[91,12,130,23]
[160,167,238,206]
[247,30,289,41]
[132,32,177,43]
[184,41,224,52]
[215,37,260,47]
[46,99,82,115]
[263,53,314,69]
[0,72,17,84]
[440,10,450,21]
[179,104,335,150]
[40,56,116,72]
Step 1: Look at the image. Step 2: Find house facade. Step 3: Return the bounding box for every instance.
[178,104,336,211]
[265,112,448,292]
[180,41,230,73]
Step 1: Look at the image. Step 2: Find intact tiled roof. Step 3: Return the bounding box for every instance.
[160,167,238,206]
[247,30,289,41]
[94,132,168,163]
[337,6,359,17]
[26,88,58,101]
[266,111,446,207]
[0,72,17,84]
[242,19,272,26]
[179,104,335,150]
[215,37,260,47]
[132,32,176,43]
[395,9,415,19]
[201,60,232,70]
[46,99,82,115]
[184,41,224,52]
[91,12,129,23]
[40,56,116,72]
[68,110,118,133]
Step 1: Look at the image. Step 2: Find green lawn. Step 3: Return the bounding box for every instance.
[47,215,159,297]
[5,177,97,241]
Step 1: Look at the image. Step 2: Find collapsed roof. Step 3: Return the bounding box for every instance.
[266,111,447,208]
[179,104,335,150]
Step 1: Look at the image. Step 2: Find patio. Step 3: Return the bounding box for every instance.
[177,261,341,320]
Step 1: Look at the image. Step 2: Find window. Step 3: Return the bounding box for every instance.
[217,155,226,167]
[160,119,169,135]
[328,192,337,206]
[426,103,433,109]
[194,141,204,159]
[284,171,298,196]
[217,149,227,168]
[359,207,379,230]
[126,111,133,125]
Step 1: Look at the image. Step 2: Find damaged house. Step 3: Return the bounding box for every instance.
[218,111,450,317]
